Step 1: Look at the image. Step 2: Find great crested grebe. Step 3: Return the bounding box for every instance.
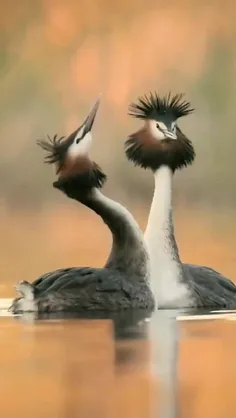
[10,98,154,314]
[124,92,236,309]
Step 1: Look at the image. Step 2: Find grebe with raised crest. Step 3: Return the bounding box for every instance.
[125,92,236,309]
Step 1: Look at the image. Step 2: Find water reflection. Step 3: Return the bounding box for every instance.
[14,308,153,340]
[1,304,236,418]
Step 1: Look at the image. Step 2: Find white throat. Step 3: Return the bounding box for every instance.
[144,166,190,308]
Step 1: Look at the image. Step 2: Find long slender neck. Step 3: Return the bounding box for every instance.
[81,188,150,280]
[144,166,188,306]
[145,166,181,262]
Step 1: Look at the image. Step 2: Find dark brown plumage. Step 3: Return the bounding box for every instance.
[125,125,195,172]
[53,164,107,197]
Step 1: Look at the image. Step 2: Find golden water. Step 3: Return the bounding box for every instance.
[1,308,236,418]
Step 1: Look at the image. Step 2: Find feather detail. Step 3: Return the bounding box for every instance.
[129,92,194,120]
[37,134,71,173]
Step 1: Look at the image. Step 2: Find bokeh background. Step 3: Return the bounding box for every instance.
[1,0,236,296]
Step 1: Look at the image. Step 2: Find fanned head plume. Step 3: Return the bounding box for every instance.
[125,92,195,172]
[129,92,194,121]
[37,96,107,197]
[37,134,69,174]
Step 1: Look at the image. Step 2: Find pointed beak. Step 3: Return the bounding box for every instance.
[163,130,177,140]
[83,96,101,136]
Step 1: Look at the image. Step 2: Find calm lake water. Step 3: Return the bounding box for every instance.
[1,300,236,418]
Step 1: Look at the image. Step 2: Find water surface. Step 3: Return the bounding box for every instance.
[1,301,236,418]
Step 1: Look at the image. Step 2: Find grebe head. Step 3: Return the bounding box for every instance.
[125,92,196,172]
[37,96,107,199]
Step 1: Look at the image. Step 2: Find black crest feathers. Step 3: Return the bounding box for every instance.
[37,134,107,196]
[37,134,71,173]
[129,92,194,120]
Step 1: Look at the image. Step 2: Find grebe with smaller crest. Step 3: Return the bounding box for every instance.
[10,97,154,314]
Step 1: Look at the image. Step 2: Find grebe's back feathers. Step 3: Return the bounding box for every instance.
[184,263,236,308]
[11,266,153,312]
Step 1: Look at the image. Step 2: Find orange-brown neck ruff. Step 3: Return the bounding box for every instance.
[57,155,93,180]
[53,155,107,198]
[125,126,195,172]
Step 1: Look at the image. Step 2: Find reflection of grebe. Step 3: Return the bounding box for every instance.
[10,98,154,314]
[125,92,236,308]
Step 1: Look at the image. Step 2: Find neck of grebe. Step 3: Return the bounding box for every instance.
[144,166,188,307]
[83,188,150,280]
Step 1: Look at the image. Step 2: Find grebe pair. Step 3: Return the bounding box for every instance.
[10,93,236,313]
